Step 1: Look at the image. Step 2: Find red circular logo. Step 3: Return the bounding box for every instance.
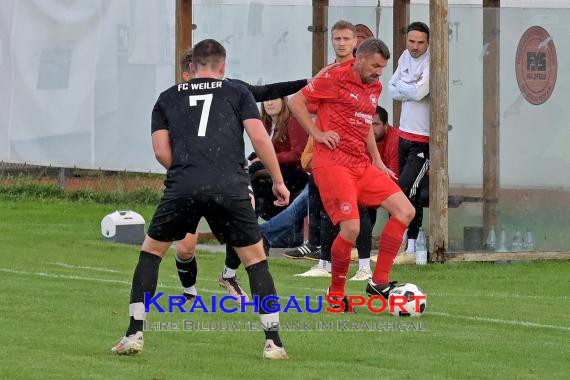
[515,26,557,105]
[340,202,352,214]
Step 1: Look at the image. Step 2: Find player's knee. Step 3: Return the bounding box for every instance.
[392,202,415,225]
[400,204,416,225]
[341,224,360,242]
[235,242,265,267]
[176,244,195,260]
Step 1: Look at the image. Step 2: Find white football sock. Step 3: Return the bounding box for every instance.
[183,285,197,295]
[359,258,370,270]
[260,312,279,330]
[222,266,236,279]
[129,302,146,320]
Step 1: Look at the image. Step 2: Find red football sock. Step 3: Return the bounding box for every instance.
[372,217,407,284]
[330,234,354,294]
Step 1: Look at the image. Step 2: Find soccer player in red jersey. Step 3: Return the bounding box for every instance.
[289,38,416,309]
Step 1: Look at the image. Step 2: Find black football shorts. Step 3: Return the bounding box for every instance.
[147,195,261,247]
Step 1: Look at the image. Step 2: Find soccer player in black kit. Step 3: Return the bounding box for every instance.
[173,48,309,305]
[111,39,290,360]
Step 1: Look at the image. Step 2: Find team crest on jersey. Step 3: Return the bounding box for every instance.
[340,202,352,214]
[370,94,377,106]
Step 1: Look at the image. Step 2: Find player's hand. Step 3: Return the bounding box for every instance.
[373,159,398,181]
[315,130,340,150]
[272,182,290,207]
[384,168,398,181]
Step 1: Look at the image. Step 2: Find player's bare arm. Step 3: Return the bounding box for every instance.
[243,118,290,207]
[366,124,382,164]
[288,92,340,150]
[151,130,172,169]
[367,126,397,180]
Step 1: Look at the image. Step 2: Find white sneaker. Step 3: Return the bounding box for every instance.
[349,267,372,281]
[262,339,288,360]
[294,265,331,277]
[111,331,144,355]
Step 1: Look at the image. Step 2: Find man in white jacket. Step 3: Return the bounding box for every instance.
[388,22,430,254]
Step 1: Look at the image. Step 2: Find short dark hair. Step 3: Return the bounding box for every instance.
[376,106,388,124]
[355,38,390,60]
[180,49,192,73]
[331,20,356,35]
[192,39,226,69]
[407,22,429,40]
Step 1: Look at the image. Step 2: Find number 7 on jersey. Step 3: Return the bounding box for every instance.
[189,94,213,136]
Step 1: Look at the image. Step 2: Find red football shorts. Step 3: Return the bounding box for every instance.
[313,165,401,225]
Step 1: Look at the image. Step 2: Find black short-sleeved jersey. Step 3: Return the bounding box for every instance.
[151,78,260,198]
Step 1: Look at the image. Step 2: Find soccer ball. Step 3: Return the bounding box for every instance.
[389,283,427,317]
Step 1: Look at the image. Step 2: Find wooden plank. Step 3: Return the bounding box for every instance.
[448,195,484,208]
[392,0,410,128]
[428,0,449,262]
[175,0,193,83]
[482,0,500,238]
[311,0,329,76]
[447,251,570,262]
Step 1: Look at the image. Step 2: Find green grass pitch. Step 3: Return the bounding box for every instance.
[0,199,568,379]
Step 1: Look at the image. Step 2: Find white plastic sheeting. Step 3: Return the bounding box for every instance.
[1,1,569,188]
[0,0,174,173]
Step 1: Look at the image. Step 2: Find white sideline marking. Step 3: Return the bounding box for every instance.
[48,262,121,273]
[1,267,169,287]
[48,260,568,300]
[3,267,569,331]
[428,292,570,301]
[0,268,226,295]
[427,311,570,332]
[286,284,569,300]
[34,263,570,301]
[38,265,569,301]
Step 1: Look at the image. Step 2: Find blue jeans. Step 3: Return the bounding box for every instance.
[260,184,308,248]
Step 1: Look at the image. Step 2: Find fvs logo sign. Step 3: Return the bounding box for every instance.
[515,26,557,105]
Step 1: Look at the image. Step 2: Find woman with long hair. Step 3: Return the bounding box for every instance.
[250,97,308,220]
